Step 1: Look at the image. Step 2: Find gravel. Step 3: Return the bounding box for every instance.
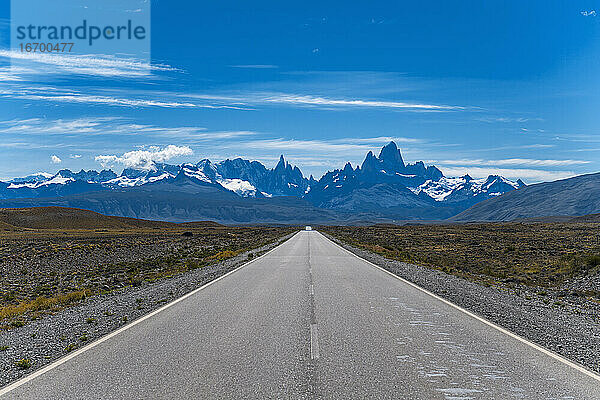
[323,233,600,374]
[0,233,295,387]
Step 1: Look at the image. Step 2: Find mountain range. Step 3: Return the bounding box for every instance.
[451,172,600,222]
[0,142,538,224]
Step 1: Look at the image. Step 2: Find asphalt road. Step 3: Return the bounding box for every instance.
[3,230,600,399]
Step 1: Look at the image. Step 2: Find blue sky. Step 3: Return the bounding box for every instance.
[0,1,599,182]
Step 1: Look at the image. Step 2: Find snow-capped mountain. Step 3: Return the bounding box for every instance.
[8,172,54,184]
[0,142,525,221]
[304,142,524,213]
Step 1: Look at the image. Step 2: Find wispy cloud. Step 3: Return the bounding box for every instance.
[476,116,544,123]
[0,86,251,110]
[0,66,30,82]
[439,158,590,167]
[0,117,121,135]
[95,145,193,170]
[581,10,597,17]
[345,136,422,144]
[240,138,378,153]
[183,90,465,112]
[0,50,177,78]
[439,166,576,183]
[259,94,463,111]
[0,117,258,140]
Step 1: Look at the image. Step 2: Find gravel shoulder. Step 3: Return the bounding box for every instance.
[322,232,600,374]
[0,232,295,387]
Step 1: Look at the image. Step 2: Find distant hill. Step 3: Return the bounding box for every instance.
[568,213,600,223]
[0,220,15,230]
[451,173,600,222]
[0,207,183,230]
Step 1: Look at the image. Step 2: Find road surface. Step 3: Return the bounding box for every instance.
[2,231,600,399]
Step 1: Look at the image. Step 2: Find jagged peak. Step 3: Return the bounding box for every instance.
[378,141,405,169]
[275,154,287,170]
[196,158,212,165]
[360,151,378,171]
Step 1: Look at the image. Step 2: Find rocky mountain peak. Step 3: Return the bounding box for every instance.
[378,141,405,170]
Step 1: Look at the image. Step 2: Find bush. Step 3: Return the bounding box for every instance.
[65,343,77,353]
[15,358,31,369]
[585,254,600,268]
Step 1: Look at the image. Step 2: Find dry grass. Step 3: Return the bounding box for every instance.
[323,223,600,287]
[0,290,90,323]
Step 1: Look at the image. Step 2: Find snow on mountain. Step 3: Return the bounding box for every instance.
[409,175,522,202]
[409,176,469,202]
[1,142,524,218]
[8,175,75,189]
[8,172,54,184]
[181,163,212,183]
[218,178,258,197]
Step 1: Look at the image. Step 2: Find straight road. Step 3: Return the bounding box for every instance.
[2,231,600,399]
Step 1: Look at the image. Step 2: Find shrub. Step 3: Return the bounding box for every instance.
[65,343,77,352]
[585,254,600,268]
[15,359,31,369]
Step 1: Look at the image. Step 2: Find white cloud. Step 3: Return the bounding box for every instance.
[70,154,82,159]
[581,10,597,17]
[51,155,62,164]
[95,145,193,170]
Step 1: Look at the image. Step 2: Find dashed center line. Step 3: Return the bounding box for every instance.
[310,323,320,360]
[307,233,320,360]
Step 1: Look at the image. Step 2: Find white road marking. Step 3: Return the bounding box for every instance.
[0,233,299,397]
[310,324,320,360]
[310,284,314,296]
[317,231,600,383]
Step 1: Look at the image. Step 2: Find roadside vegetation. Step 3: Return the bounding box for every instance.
[323,223,600,291]
[0,226,294,329]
